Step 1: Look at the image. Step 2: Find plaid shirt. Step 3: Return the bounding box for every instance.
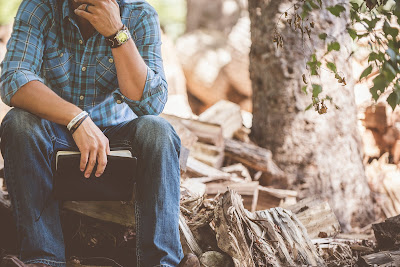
[0,0,167,127]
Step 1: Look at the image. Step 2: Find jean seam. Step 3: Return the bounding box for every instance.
[135,185,141,267]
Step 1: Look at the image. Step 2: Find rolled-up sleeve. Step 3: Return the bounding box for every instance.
[0,0,49,106]
[113,8,168,116]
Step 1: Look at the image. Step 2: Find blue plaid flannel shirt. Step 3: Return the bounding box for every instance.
[0,0,167,127]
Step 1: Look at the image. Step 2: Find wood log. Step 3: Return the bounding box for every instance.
[205,181,259,212]
[372,215,400,249]
[214,190,326,266]
[224,138,285,178]
[161,114,224,147]
[199,251,234,267]
[186,156,231,179]
[284,197,341,239]
[256,186,297,211]
[221,163,252,182]
[223,16,252,98]
[190,142,225,169]
[366,155,400,218]
[360,250,400,267]
[175,30,232,107]
[179,212,203,257]
[363,103,388,134]
[199,100,243,139]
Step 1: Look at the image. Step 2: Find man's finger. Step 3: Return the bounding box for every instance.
[74,8,94,21]
[80,150,89,172]
[84,150,97,178]
[95,149,107,177]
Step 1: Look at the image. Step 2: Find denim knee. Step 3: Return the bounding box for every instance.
[133,115,181,153]
[1,108,52,146]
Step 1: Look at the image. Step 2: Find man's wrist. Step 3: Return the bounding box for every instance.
[105,25,131,49]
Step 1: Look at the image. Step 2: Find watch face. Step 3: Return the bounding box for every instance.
[117,31,129,43]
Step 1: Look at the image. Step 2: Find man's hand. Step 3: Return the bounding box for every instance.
[74,0,123,37]
[72,117,110,178]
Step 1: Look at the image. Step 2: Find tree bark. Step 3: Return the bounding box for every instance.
[248,0,374,230]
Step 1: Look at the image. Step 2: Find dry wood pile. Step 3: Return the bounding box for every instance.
[0,99,385,266]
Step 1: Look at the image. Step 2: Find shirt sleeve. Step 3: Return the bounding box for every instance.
[113,8,168,116]
[0,0,50,106]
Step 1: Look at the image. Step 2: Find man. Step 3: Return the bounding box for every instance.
[0,0,199,266]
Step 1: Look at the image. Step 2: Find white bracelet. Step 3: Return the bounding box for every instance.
[67,111,88,131]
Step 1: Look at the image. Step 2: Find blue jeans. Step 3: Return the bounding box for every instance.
[0,108,183,267]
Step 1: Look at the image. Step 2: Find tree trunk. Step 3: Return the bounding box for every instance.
[248,0,374,230]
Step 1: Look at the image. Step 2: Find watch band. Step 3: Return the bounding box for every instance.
[105,25,131,48]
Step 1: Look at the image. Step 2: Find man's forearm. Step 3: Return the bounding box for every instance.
[10,80,82,126]
[111,38,148,101]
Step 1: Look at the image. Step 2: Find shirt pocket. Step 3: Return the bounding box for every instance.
[95,56,118,93]
[43,47,72,91]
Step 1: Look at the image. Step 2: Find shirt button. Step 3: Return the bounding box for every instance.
[108,58,114,63]
[79,95,84,100]
[116,100,122,104]
[81,66,87,72]
[59,53,64,57]
[79,40,83,45]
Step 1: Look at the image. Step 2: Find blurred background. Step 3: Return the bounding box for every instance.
[0,0,400,266]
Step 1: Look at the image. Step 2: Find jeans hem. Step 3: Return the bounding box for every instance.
[24,258,66,267]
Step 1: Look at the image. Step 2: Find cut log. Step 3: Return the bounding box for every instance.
[221,163,252,182]
[214,190,326,266]
[179,212,203,257]
[284,198,341,239]
[186,156,231,179]
[175,30,232,107]
[224,138,285,178]
[360,250,400,267]
[160,114,198,149]
[63,201,135,228]
[190,142,225,169]
[199,251,234,267]
[372,215,400,249]
[256,186,297,211]
[205,181,259,212]
[199,100,243,139]
[363,103,388,134]
[223,16,252,98]
[161,114,224,147]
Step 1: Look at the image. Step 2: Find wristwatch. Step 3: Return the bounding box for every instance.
[105,25,131,48]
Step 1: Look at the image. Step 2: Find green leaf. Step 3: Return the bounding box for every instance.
[347,28,357,40]
[359,65,373,80]
[350,2,359,11]
[312,84,322,97]
[383,20,399,38]
[327,42,341,52]
[326,62,337,73]
[305,103,313,111]
[387,91,399,110]
[368,52,385,62]
[302,85,308,94]
[327,4,346,17]
[318,33,327,40]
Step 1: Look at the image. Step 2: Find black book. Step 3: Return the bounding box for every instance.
[53,150,137,201]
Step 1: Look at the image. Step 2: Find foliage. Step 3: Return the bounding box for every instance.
[147,0,186,40]
[274,0,400,113]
